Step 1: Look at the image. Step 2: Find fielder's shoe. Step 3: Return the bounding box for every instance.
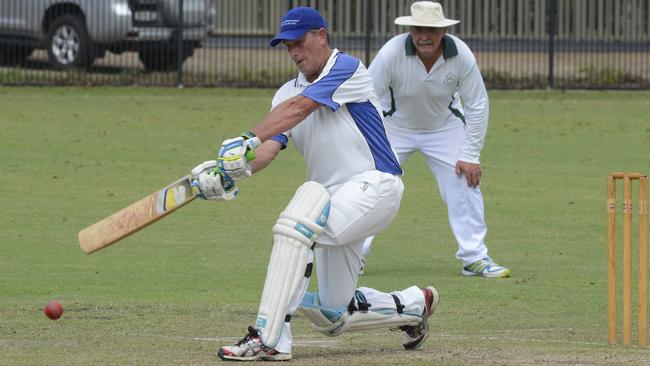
[217,326,291,361]
[462,257,511,278]
[399,286,439,350]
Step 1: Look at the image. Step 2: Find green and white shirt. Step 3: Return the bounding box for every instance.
[368,33,489,163]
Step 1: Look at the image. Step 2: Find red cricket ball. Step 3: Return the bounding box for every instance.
[44,300,64,320]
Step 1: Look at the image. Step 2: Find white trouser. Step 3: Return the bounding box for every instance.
[275,170,408,352]
[385,122,489,266]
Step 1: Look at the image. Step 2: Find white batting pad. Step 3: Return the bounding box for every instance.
[256,182,330,347]
[299,288,423,336]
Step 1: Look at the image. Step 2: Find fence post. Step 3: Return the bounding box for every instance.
[547,0,556,89]
[176,0,184,88]
[364,0,373,67]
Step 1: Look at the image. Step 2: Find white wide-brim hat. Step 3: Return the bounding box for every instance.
[394,1,460,28]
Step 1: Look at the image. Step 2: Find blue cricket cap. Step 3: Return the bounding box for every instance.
[269,7,327,47]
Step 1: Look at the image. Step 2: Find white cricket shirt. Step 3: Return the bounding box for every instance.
[368,33,489,163]
[271,49,402,188]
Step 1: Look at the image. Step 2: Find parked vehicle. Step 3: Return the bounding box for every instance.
[0,0,216,71]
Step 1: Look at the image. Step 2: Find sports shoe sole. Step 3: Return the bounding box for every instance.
[217,348,292,361]
[462,268,511,278]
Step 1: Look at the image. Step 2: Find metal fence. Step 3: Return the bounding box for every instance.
[0,0,649,89]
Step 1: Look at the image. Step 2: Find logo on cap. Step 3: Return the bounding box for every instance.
[281,19,301,27]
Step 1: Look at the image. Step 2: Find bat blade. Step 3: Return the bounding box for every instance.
[79,175,197,254]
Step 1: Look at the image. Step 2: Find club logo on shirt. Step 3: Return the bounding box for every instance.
[444,72,457,84]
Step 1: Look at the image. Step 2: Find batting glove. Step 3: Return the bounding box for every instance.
[190,160,238,201]
[218,131,261,181]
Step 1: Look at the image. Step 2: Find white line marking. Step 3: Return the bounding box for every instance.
[359,328,602,346]
[179,328,601,349]
[189,336,341,348]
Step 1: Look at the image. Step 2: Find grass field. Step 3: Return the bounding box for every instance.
[1,87,649,365]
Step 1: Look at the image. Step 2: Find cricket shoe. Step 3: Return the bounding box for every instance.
[217,326,291,361]
[462,257,510,278]
[399,286,439,350]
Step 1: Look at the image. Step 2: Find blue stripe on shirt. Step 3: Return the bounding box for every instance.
[301,53,359,111]
[347,101,402,175]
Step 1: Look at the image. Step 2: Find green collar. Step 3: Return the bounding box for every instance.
[405,34,458,59]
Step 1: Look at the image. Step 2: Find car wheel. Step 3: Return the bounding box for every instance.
[46,14,91,69]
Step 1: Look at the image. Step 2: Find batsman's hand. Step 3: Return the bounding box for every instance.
[455,160,482,188]
[218,131,261,181]
[190,160,238,201]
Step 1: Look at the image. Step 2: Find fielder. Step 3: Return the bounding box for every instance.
[362,1,510,278]
[191,7,439,361]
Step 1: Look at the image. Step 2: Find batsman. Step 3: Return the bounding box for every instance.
[190,7,439,361]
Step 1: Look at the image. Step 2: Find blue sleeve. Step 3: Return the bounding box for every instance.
[300,53,359,111]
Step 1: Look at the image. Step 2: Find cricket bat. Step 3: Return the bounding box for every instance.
[79,175,198,254]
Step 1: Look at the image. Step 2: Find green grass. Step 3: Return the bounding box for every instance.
[1,87,649,365]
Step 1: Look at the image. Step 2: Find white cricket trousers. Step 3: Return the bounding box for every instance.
[275,170,427,353]
[387,122,489,266]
